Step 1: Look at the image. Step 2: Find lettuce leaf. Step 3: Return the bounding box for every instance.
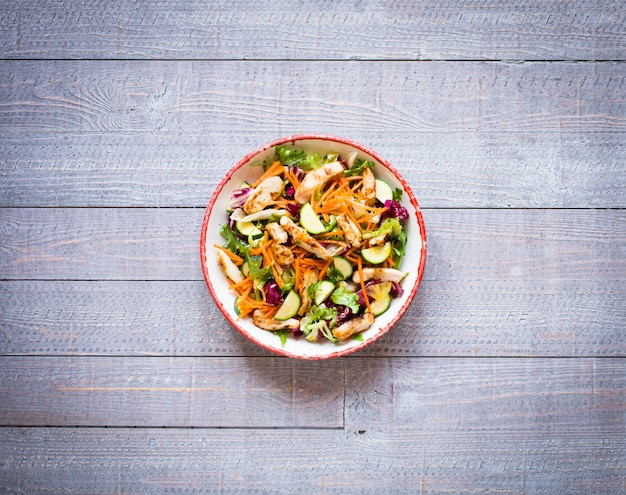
[330,285,360,314]
[301,305,338,342]
[275,146,306,165]
[393,230,408,266]
[344,158,375,177]
[362,217,403,240]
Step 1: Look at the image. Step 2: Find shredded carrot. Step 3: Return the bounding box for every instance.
[315,229,345,238]
[347,199,380,213]
[343,245,360,259]
[293,258,301,291]
[251,161,284,188]
[271,263,284,288]
[299,257,327,270]
[319,257,333,280]
[229,275,253,294]
[285,168,301,189]
[357,257,372,313]
[315,181,339,213]
[213,244,244,266]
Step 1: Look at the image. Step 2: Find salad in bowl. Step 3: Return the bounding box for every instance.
[200,135,426,359]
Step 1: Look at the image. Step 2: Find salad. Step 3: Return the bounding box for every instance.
[214,145,410,344]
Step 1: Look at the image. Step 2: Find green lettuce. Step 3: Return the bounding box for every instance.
[344,158,375,177]
[330,284,360,314]
[300,305,338,342]
[362,217,403,240]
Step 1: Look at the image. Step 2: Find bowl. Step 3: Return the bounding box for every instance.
[200,134,426,359]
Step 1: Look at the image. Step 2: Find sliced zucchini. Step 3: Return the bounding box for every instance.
[241,261,250,277]
[274,290,301,321]
[361,242,392,265]
[332,256,353,281]
[323,214,337,232]
[375,179,394,204]
[299,202,326,234]
[236,220,262,237]
[369,293,391,316]
[314,280,335,305]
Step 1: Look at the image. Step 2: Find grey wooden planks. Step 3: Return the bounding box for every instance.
[1,358,622,432]
[1,1,625,61]
[0,356,344,427]
[2,0,626,492]
[1,61,624,208]
[2,208,624,281]
[0,414,624,493]
[2,133,625,209]
[1,61,624,136]
[344,358,626,432]
[2,279,625,357]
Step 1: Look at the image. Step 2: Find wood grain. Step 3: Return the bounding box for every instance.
[1,61,624,209]
[1,208,624,281]
[1,61,623,135]
[0,356,344,427]
[1,1,625,60]
[0,425,623,493]
[345,358,626,432]
[2,132,625,209]
[1,279,624,357]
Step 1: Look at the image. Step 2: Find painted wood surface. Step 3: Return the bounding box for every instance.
[2,208,624,281]
[0,356,344,427]
[2,279,624,357]
[1,60,625,208]
[1,1,625,60]
[1,0,625,493]
[1,428,623,494]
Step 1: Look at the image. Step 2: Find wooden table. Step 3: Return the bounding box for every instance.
[1,2,625,493]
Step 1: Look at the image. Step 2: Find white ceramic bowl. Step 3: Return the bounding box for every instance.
[200,135,426,359]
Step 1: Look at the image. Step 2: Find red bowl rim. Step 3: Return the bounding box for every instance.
[200,134,427,359]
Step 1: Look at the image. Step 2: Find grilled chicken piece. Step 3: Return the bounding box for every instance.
[243,176,284,214]
[279,216,345,260]
[352,267,408,284]
[273,243,294,266]
[298,268,319,316]
[252,310,299,330]
[336,213,362,248]
[215,248,244,284]
[332,312,375,341]
[362,167,376,206]
[365,234,387,247]
[294,161,344,204]
[266,222,289,244]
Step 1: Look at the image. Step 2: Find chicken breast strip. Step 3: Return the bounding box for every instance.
[332,313,375,341]
[243,176,284,214]
[294,161,344,204]
[279,216,345,260]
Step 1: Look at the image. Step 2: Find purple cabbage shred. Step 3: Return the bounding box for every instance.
[286,202,301,219]
[228,187,253,210]
[284,183,296,200]
[383,200,409,224]
[263,282,285,305]
[390,281,404,299]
